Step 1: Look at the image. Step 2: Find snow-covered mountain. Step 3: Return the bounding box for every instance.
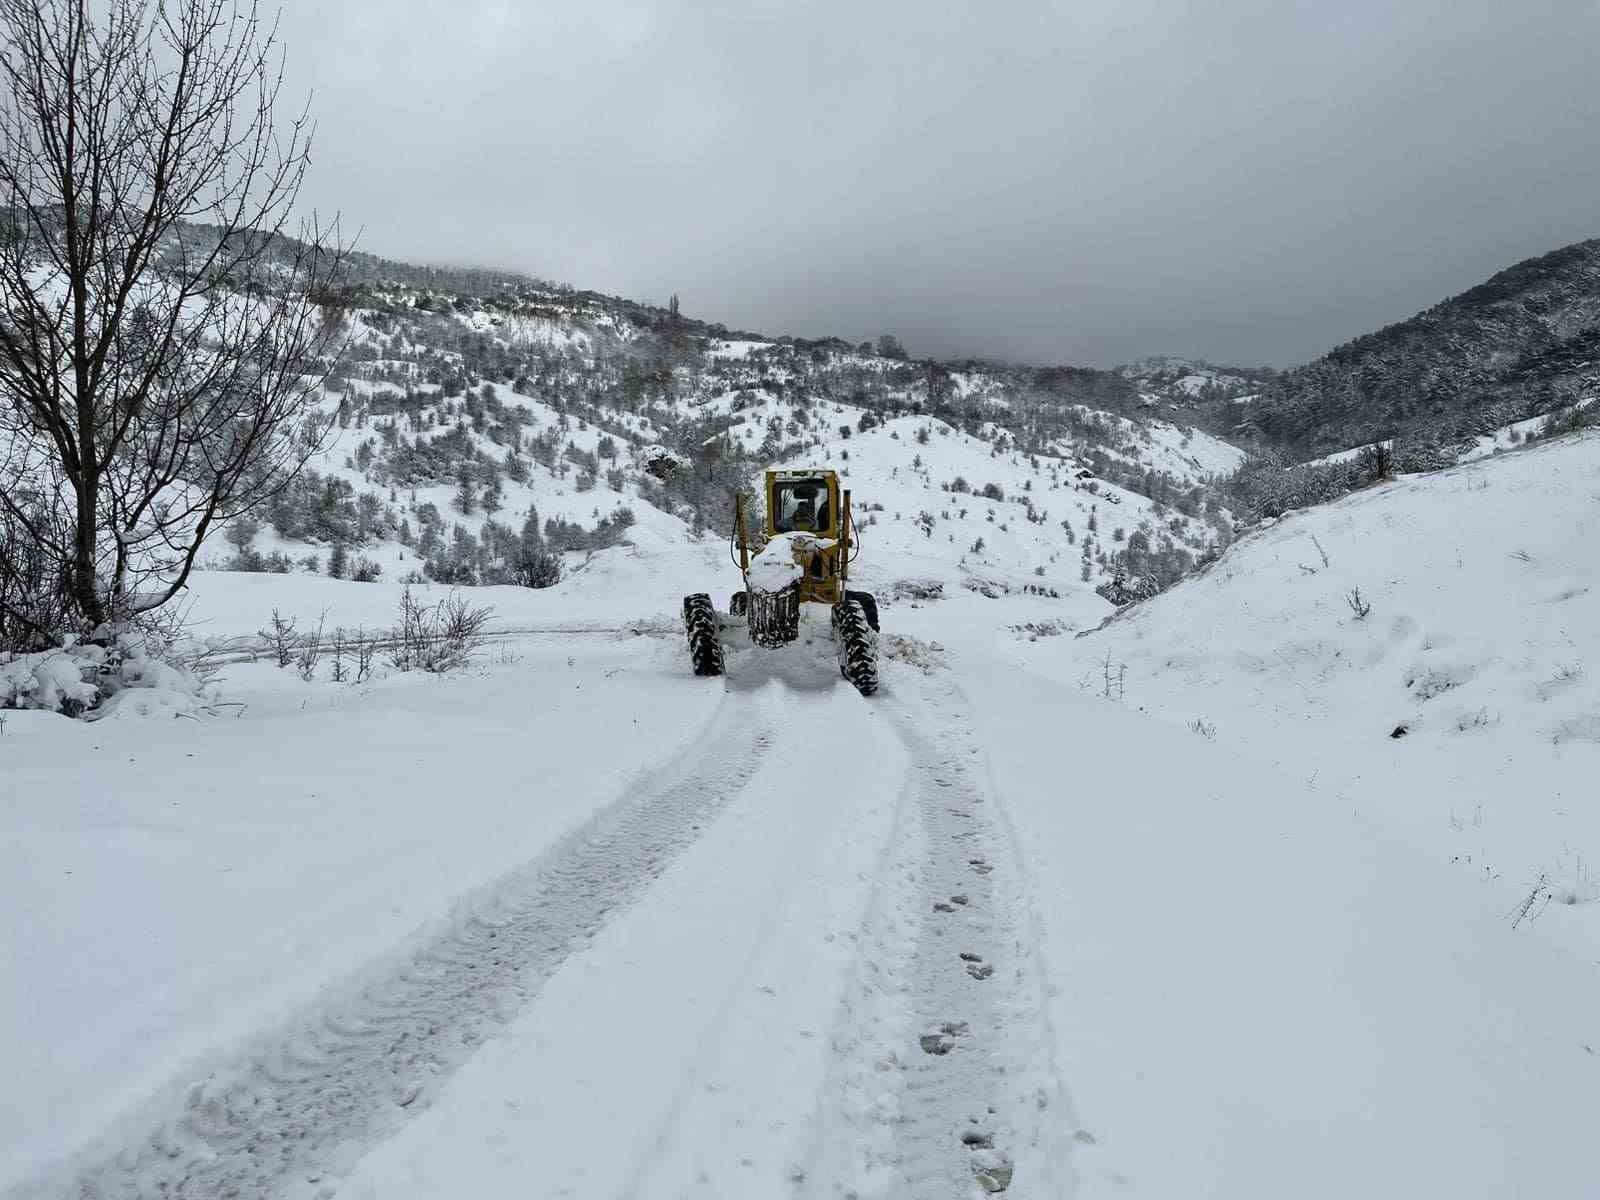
[1245,238,1600,460]
[1115,355,1273,409]
[213,266,1247,611]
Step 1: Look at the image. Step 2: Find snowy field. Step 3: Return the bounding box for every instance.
[5,434,1600,1198]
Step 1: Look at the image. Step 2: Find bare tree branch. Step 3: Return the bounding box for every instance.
[0,0,346,639]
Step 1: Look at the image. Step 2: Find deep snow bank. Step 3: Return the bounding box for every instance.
[960,658,1598,1198]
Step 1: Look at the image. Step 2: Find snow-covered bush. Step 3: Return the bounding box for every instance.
[640,445,684,481]
[0,627,206,720]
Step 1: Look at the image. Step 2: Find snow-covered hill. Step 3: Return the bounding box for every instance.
[1028,429,1600,961]
[1246,238,1600,460]
[1115,355,1272,409]
[202,284,1247,614]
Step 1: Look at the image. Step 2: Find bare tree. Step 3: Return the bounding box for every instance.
[0,0,345,641]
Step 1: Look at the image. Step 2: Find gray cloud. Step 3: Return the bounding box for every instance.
[276,0,1600,367]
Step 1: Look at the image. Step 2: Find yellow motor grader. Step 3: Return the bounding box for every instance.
[681,468,879,695]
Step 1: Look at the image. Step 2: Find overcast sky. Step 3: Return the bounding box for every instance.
[276,0,1600,368]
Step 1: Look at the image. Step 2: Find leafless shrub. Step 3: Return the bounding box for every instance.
[296,613,326,681]
[1346,586,1371,619]
[258,610,299,668]
[0,496,73,650]
[353,628,377,684]
[329,628,347,683]
[1509,874,1550,929]
[388,586,493,673]
[132,598,222,686]
[1190,717,1217,740]
[1101,650,1127,700]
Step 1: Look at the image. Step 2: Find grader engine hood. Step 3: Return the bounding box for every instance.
[746,532,836,595]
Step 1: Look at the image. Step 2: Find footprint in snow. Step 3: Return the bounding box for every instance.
[918,1020,970,1055]
[971,1148,1014,1193]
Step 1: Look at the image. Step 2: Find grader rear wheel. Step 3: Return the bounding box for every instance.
[832,598,879,696]
[682,593,724,677]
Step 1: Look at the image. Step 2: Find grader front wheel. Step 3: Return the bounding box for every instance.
[682,593,724,677]
[845,589,879,632]
[832,598,879,696]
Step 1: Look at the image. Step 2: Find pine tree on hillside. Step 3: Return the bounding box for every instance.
[519,509,544,558]
[225,518,259,556]
[454,464,476,515]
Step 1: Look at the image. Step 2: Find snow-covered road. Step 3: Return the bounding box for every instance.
[5,596,1598,1198]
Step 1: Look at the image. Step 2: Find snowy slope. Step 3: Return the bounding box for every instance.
[1023,429,1600,968]
[962,658,1595,1198]
[193,282,1248,616]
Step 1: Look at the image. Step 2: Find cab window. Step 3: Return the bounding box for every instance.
[772,479,831,533]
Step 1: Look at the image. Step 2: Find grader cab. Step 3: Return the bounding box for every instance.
[681,468,880,695]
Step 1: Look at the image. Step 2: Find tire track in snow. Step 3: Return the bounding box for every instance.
[804,668,1071,1198]
[11,690,772,1200]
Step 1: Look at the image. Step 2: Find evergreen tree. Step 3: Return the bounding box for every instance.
[519,508,544,558]
[224,517,259,555]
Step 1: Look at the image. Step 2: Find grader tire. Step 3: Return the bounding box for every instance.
[832,598,879,696]
[845,589,879,632]
[729,591,748,618]
[682,593,724,677]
